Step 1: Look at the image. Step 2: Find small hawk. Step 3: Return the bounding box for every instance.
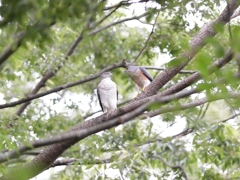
[97,72,118,113]
[125,65,153,91]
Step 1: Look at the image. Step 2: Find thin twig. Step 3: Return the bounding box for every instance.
[49,157,113,168]
[171,128,194,139]
[83,99,131,119]
[93,2,123,28]
[0,32,25,66]
[88,12,148,36]
[227,0,233,39]
[143,66,197,74]
[104,0,150,11]
[221,113,240,122]
[132,9,160,64]
[200,102,210,119]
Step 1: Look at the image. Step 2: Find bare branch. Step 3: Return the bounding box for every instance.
[93,7,119,28]
[104,0,150,11]
[143,66,197,74]
[88,12,148,36]
[49,157,113,168]
[199,102,210,119]
[132,9,160,64]
[83,99,131,119]
[221,113,240,122]
[152,155,189,180]
[0,61,125,109]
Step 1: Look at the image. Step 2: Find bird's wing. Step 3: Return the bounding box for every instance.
[139,67,153,82]
[117,88,118,100]
[97,87,104,112]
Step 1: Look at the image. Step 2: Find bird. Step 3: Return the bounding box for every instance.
[125,65,153,91]
[97,72,118,113]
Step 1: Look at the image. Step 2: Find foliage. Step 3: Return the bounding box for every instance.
[0,0,240,180]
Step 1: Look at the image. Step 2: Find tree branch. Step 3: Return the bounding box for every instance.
[141,91,240,121]
[13,13,149,116]
[49,156,114,168]
[132,9,160,64]
[221,113,240,122]
[93,4,121,28]
[136,0,238,99]
[0,61,126,109]
[2,87,240,165]
[160,49,233,96]
[88,12,148,36]
[152,155,189,180]
[0,32,25,66]
[143,66,197,74]
[1,89,240,180]
[0,87,199,164]
[104,0,150,11]
[0,21,56,68]
[64,48,234,120]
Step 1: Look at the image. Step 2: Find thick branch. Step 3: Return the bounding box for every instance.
[0,87,198,164]
[136,0,238,99]
[2,87,240,164]
[53,48,233,120]
[1,89,240,180]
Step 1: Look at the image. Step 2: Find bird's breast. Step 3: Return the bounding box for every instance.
[128,69,151,88]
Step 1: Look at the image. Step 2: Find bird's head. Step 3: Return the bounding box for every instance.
[125,66,138,75]
[100,72,112,80]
